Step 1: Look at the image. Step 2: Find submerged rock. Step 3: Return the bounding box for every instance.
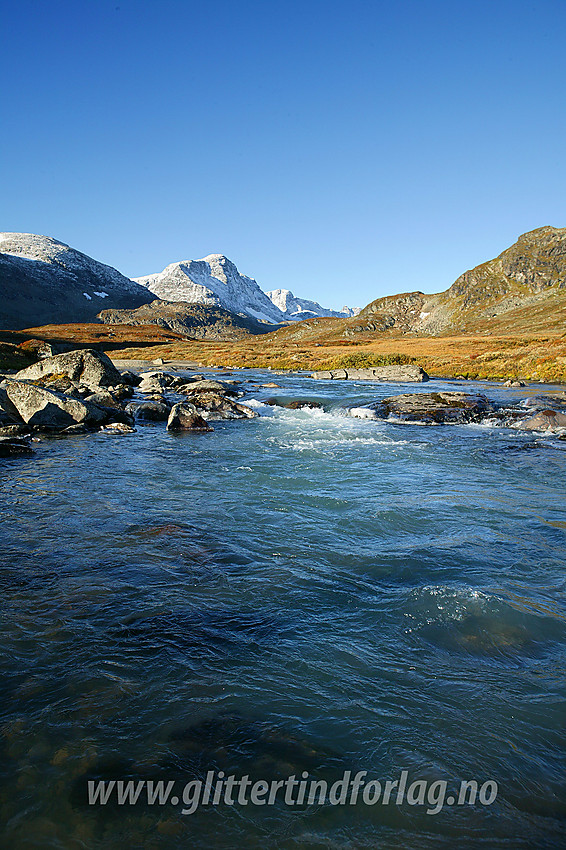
[167,712,347,781]
[0,436,34,457]
[166,403,213,431]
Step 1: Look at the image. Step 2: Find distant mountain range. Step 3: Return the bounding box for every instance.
[0,236,356,330]
[134,255,357,322]
[266,288,359,320]
[1,227,564,338]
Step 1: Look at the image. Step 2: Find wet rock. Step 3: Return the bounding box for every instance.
[126,400,171,422]
[15,349,122,390]
[516,410,566,432]
[181,379,239,395]
[61,423,91,434]
[4,380,110,430]
[520,395,566,411]
[188,391,257,420]
[312,365,429,382]
[366,391,493,424]
[166,402,213,431]
[119,370,142,387]
[100,422,136,434]
[0,423,31,437]
[265,397,324,410]
[261,382,281,388]
[0,436,34,456]
[504,379,525,387]
[85,390,125,410]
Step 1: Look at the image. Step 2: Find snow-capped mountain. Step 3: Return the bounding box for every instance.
[135,255,359,324]
[134,255,286,325]
[0,233,153,330]
[266,289,360,320]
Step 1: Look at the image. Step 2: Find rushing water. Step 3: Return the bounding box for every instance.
[1,371,565,849]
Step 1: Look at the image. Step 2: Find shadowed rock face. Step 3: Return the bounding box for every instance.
[166,402,213,431]
[4,380,109,429]
[0,233,153,329]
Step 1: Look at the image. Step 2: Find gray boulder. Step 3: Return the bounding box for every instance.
[364,391,493,424]
[15,349,122,391]
[181,379,239,395]
[166,403,213,431]
[126,400,171,422]
[4,380,108,430]
[516,410,566,432]
[312,365,429,382]
[193,393,258,420]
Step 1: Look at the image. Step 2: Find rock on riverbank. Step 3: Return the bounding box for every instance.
[0,349,259,453]
[311,365,429,382]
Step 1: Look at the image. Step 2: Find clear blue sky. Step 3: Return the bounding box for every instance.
[1,0,565,310]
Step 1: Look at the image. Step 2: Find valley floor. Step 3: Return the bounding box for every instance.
[1,324,565,383]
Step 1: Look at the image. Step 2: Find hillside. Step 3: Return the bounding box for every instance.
[98,300,282,340]
[345,226,566,337]
[0,233,153,329]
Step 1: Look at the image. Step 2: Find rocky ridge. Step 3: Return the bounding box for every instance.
[347,226,566,337]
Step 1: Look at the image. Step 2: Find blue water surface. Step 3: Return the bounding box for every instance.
[1,371,565,849]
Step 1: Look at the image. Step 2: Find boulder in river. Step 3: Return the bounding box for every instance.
[126,400,171,422]
[192,392,258,420]
[353,391,493,424]
[167,403,213,431]
[4,380,109,430]
[516,410,566,432]
[15,349,122,391]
